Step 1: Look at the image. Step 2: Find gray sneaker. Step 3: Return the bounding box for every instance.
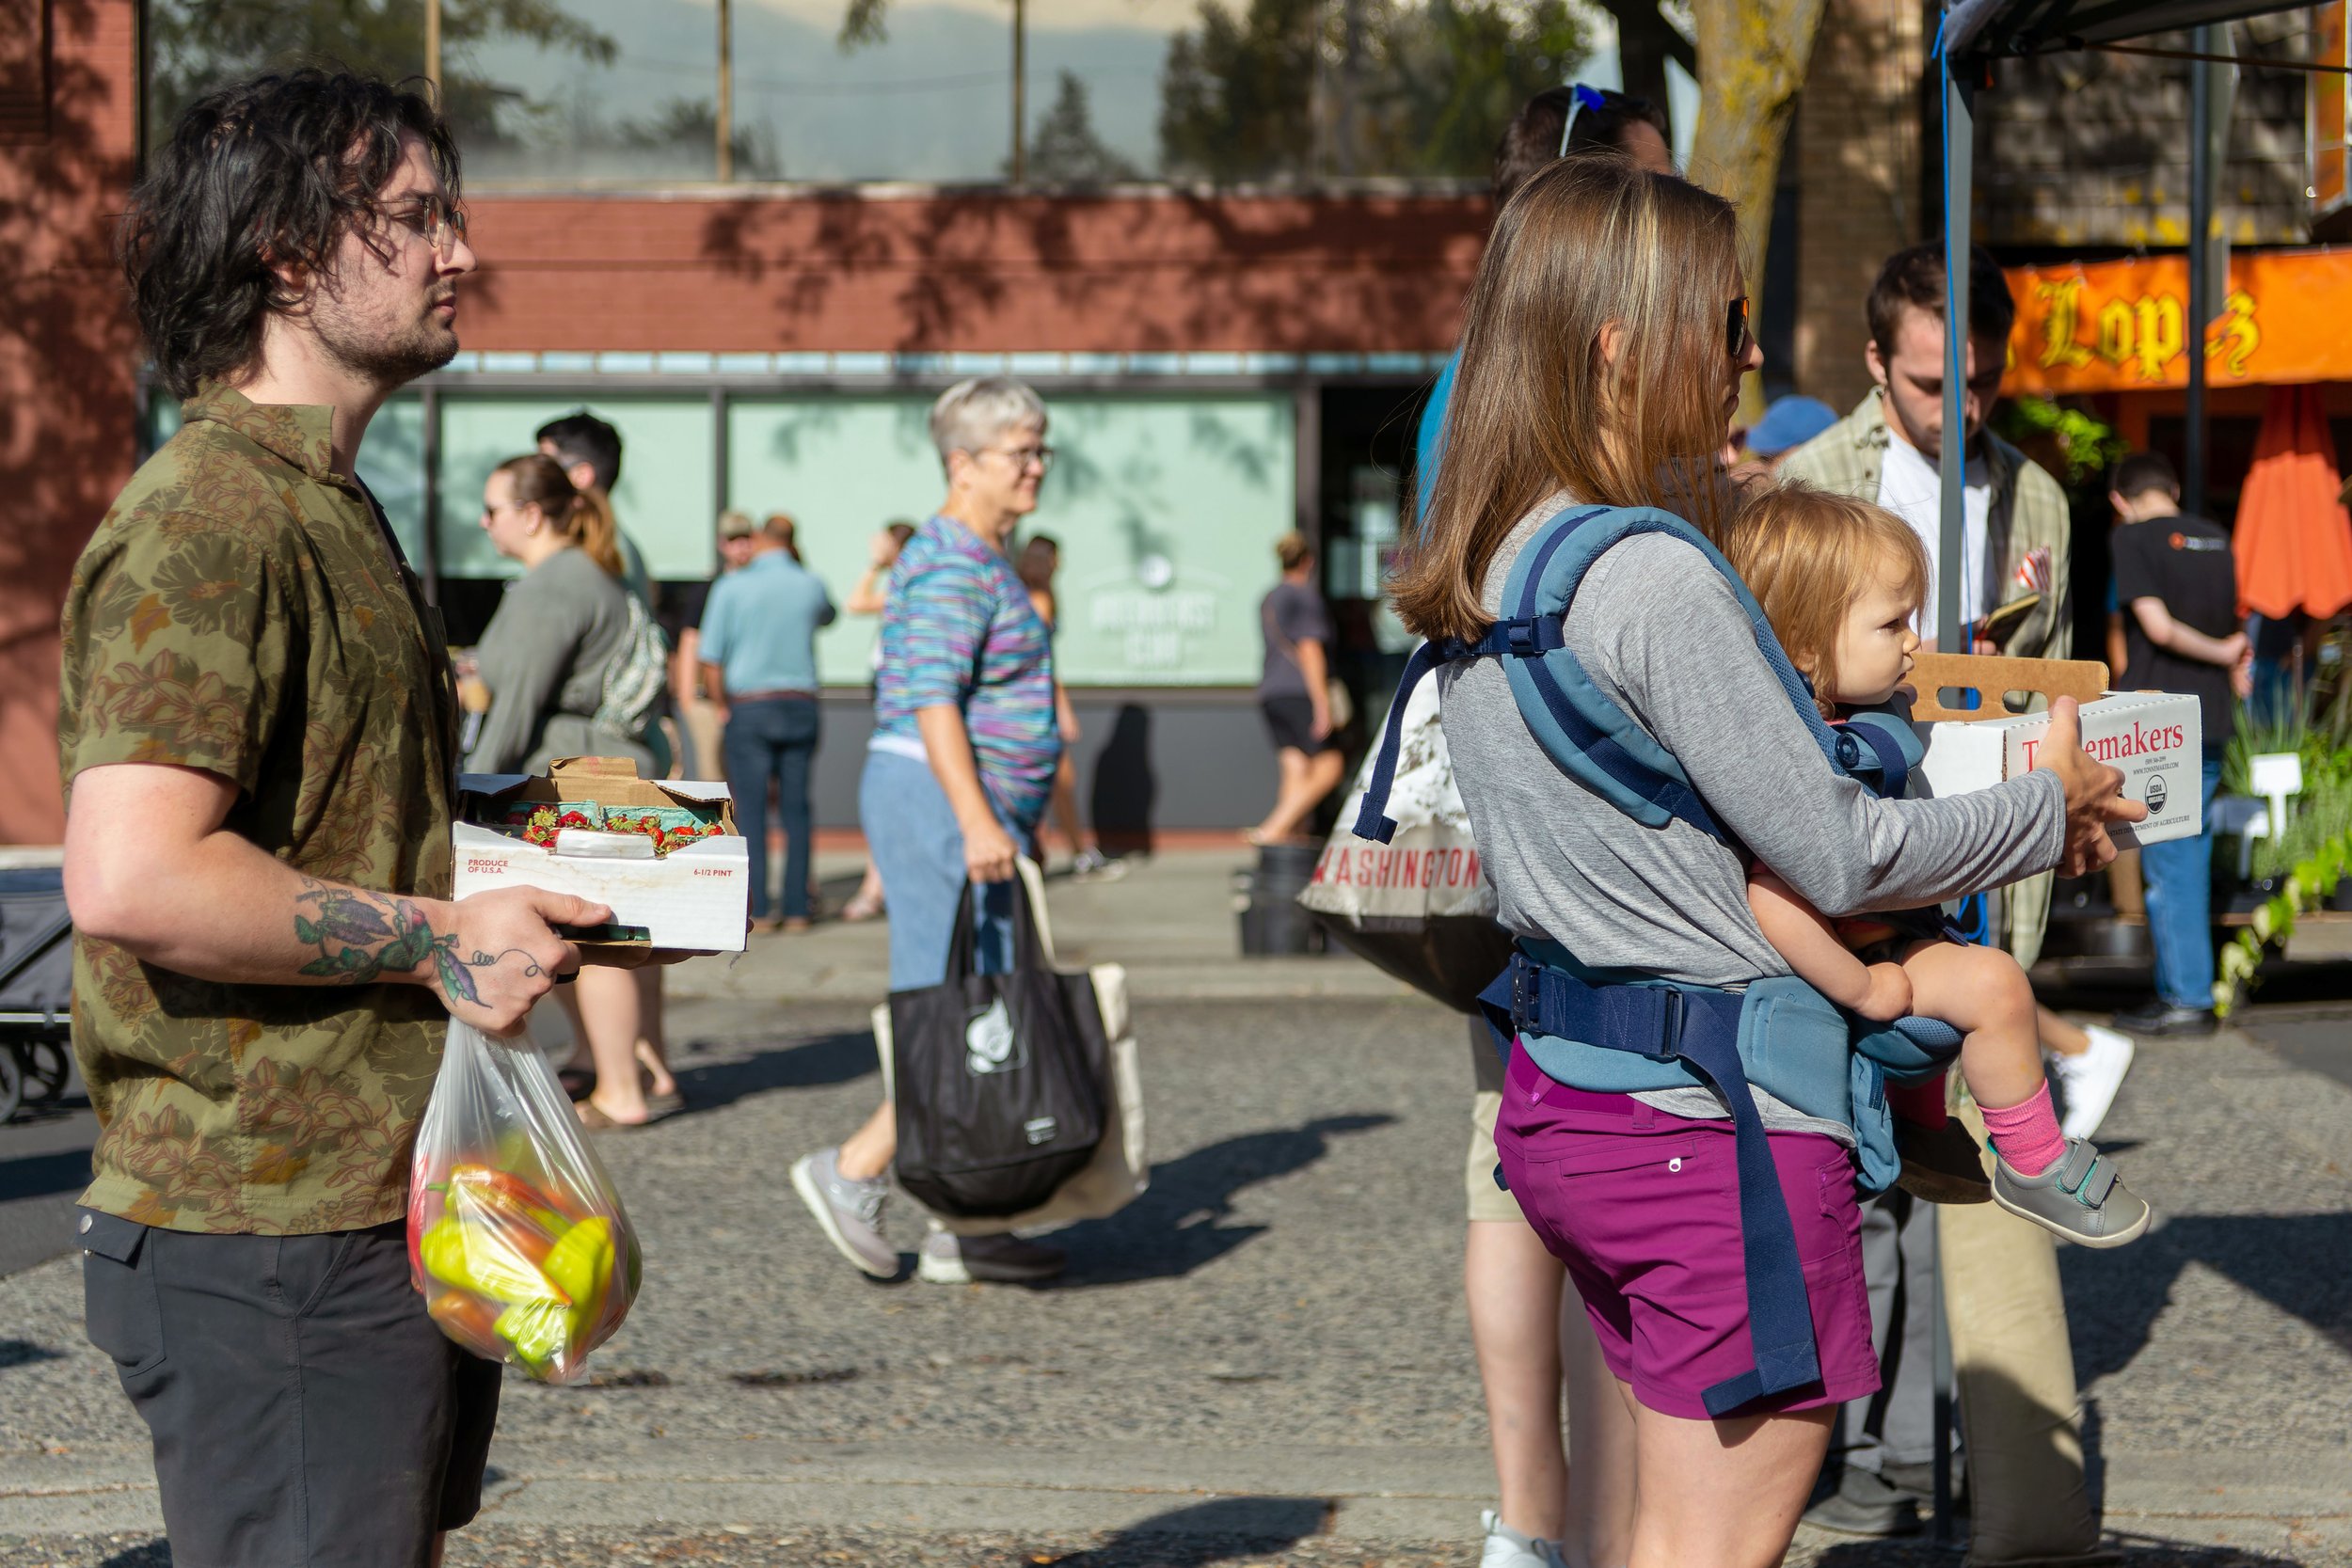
[916,1229,1067,1284]
[1990,1138,2151,1248]
[791,1148,898,1277]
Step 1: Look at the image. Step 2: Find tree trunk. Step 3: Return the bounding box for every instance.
[1597,1,1695,135]
[1689,0,1827,417]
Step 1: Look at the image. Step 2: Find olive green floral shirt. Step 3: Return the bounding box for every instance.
[57,383,461,1234]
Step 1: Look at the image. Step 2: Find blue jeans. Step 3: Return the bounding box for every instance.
[859,748,1029,991]
[723,697,820,921]
[2141,754,2225,1009]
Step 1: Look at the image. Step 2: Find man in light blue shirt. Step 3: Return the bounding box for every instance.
[698,515,837,929]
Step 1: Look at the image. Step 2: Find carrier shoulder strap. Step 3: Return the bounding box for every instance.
[1356,504,1863,844]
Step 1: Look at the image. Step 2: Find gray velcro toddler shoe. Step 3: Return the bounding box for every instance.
[1990,1137,2151,1247]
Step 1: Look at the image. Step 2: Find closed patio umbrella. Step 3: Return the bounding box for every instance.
[2234,384,2352,622]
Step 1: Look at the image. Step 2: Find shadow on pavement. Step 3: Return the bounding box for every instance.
[97,1546,168,1568]
[0,1147,97,1202]
[1042,1114,1394,1288]
[1043,1496,1332,1564]
[1816,1542,2303,1566]
[668,1028,879,1114]
[2063,1212,2352,1380]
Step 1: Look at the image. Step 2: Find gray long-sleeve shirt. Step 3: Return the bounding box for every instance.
[1438,499,2066,1131]
[466,546,643,777]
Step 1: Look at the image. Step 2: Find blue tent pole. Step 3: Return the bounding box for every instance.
[1932,15,1971,1546]
[1938,29,1973,658]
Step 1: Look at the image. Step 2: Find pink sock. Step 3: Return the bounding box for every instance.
[1979,1083,2067,1175]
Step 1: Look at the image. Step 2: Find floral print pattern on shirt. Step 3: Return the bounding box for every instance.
[56,382,461,1235]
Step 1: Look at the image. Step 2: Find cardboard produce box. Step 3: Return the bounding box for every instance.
[1909,653,2202,849]
[453,757,748,953]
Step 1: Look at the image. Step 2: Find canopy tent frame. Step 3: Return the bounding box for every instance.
[1933,0,2314,654]
[1917,5,2313,1544]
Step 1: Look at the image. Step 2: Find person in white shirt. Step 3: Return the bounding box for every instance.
[1775,244,2122,1553]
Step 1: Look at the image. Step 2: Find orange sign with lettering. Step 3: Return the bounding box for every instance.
[2004,249,2352,396]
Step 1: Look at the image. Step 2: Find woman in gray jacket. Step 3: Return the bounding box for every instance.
[468,452,675,1128]
[466,453,653,778]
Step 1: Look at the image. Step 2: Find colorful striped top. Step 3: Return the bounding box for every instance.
[870,514,1061,829]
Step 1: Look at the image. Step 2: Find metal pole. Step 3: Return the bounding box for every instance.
[716,0,734,182]
[419,383,443,607]
[424,0,441,102]
[1009,0,1027,185]
[1937,44,1973,656]
[1932,27,1970,1539]
[2186,24,2213,512]
[711,386,731,577]
[1930,1203,1955,1544]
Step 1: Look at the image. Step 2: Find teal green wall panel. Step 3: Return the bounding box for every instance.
[727,393,1294,688]
[436,397,715,580]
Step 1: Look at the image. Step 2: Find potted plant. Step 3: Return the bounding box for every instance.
[2214,679,2352,1015]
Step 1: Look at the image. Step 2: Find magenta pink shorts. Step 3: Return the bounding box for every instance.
[1495,1040,1881,1421]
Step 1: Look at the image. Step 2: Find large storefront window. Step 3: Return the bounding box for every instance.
[727,391,1294,686]
[143,0,1590,185]
[434,396,717,578]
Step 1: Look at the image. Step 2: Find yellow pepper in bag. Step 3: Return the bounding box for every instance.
[542,1216,615,1332]
[419,1216,568,1308]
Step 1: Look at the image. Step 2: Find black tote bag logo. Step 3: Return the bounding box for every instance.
[892,879,1110,1218]
[963,997,1027,1075]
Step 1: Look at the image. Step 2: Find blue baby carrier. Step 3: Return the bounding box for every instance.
[1356,504,1963,1418]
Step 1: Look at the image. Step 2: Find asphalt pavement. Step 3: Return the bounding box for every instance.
[4,850,2351,1565]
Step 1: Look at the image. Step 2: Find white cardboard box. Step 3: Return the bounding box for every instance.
[1913,691,2203,849]
[453,768,749,953]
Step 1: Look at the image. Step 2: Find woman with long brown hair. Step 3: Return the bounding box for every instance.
[1391,155,2137,1565]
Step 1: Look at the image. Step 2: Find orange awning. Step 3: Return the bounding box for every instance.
[2235,384,2352,621]
[2004,249,2352,396]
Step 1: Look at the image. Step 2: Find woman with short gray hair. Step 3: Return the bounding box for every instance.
[793,377,1070,1286]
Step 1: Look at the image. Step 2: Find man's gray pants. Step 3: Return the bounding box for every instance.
[1835,1188,1938,1476]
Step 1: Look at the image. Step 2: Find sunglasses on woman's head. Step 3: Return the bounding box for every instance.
[1727,296,1754,361]
[1557,83,1657,157]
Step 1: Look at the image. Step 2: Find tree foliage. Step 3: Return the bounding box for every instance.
[1019,71,1141,185]
[1157,0,1589,182]
[617,98,782,181]
[146,0,615,154]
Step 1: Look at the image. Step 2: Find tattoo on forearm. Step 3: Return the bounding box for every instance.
[292,881,541,1004]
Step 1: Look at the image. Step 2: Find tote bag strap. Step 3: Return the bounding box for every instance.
[944,857,1058,981]
[1013,856,1059,967]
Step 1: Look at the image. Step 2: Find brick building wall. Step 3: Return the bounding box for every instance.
[1791,0,1929,412]
[453,189,1484,356]
[1980,17,2315,249]
[1,0,141,844]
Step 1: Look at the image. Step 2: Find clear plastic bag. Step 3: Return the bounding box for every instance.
[406,1020,642,1384]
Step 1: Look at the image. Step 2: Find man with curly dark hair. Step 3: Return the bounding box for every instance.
[58,68,617,1567]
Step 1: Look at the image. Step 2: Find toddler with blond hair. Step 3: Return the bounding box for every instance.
[1722,483,2148,1247]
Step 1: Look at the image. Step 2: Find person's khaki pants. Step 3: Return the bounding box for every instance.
[1941,1090,2110,1566]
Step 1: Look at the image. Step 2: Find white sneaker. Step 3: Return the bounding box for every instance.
[1479,1508,1567,1568]
[2047,1024,2137,1141]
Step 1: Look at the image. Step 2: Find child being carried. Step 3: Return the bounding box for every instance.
[1721,483,2149,1249]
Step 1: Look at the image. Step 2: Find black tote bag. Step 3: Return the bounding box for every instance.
[890,878,1110,1218]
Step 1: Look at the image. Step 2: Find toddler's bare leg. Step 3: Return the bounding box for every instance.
[1899,942,2042,1110]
